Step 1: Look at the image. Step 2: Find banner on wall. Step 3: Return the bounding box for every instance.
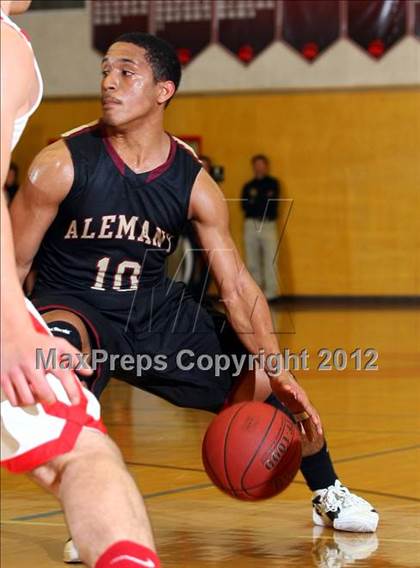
[91,0,415,64]
[154,0,213,65]
[348,0,407,58]
[92,0,149,54]
[217,1,276,63]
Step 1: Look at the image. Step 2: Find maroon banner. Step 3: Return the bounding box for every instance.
[92,0,149,54]
[416,2,420,38]
[348,0,407,59]
[90,0,413,66]
[282,0,340,62]
[217,0,276,64]
[154,0,212,65]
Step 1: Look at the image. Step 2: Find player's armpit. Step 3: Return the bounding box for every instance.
[10,140,74,283]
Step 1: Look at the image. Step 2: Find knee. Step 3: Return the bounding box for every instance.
[62,430,122,469]
[30,431,122,494]
[30,462,62,496]
[43,309,91,355]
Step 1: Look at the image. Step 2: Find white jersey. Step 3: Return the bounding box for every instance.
[0,14,105,476]
[0,9,43,149]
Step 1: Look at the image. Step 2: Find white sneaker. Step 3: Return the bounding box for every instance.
[312,481,379,533]
[63,538,81,564]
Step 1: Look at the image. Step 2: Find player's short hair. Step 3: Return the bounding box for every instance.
[115,32,181,104]
[251,154,269,164]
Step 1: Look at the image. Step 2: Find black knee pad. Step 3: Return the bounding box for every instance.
[47,319,111,399]
[48,320,82,351]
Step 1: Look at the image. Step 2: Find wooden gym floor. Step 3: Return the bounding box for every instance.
[1,301,419,567]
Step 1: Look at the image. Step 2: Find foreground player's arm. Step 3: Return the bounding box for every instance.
[1,25,88,406]
[190,169,322,435]
[10,139,73,283]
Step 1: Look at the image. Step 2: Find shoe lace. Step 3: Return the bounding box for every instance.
[323,481,367,511]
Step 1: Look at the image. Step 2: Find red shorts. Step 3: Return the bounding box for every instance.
[1,300,106,474]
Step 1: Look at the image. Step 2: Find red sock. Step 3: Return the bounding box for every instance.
[95,541,160,568]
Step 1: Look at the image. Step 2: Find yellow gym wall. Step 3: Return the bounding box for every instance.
[12,88,420,296]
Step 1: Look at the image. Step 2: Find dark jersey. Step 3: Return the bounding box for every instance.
[241,175,280,220]
[34,121,202,312]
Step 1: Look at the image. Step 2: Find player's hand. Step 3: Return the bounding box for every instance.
[268,371,323,441]
[1,330,92,407]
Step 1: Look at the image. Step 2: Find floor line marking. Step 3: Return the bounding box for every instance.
[143,483,213,500]
[334,444,420,464]
[2,521,420,545]
[292,480,420,503]
[8,446,420,523]
[11,509,63,522]
[126,443,420,474]
[1,520,66,527]
[126,461,204,473]
[9,483,214,522]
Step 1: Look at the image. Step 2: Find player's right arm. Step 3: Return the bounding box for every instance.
[1,24,89,406]
[10,140,74,283]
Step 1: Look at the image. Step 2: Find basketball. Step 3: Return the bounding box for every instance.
[202,401,302,501]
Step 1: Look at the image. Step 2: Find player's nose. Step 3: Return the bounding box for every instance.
[102,72,118,92]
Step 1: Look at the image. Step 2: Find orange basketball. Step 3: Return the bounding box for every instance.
[202,401,302,501]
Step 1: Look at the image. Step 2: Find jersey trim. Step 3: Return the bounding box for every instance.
[102,132,178,182]
[172,136,200,160]
[103,136,125,175]
[62,120,100,139]
[146,136,177,183]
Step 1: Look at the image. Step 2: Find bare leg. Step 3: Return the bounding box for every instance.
[31,428,155,567]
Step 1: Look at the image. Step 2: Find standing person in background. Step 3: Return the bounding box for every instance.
[4,161,19,203]
[241,154,280,301]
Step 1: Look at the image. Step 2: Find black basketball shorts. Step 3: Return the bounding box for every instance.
[32,283,249,412]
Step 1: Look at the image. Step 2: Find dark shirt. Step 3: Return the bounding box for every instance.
[34,122,201,308]
[241,175,280,220]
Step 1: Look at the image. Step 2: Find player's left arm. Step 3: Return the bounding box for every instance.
[190,172,278,357]
[189,170,322,436]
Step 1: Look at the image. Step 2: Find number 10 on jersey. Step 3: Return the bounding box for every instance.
[92,257,142,291]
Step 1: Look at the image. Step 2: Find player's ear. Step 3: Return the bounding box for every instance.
[156,80,175,106]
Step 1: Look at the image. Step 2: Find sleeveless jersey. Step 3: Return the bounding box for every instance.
[35,122,202,311]
[0,10,43,150]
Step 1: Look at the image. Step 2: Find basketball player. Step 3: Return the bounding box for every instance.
[10,32,378,561]
[1,4,160,567]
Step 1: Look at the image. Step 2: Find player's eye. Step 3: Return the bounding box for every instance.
[101,69,110,77]
[122,70,134,77]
